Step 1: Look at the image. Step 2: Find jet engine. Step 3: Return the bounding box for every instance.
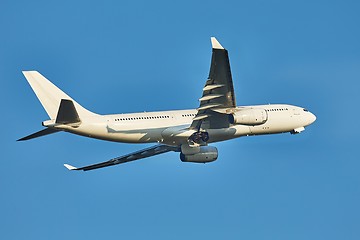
[228,108,267,125]
[180,146,218,163]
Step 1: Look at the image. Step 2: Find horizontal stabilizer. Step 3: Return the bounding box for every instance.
[56,99,81,124]
[17,128,60,141]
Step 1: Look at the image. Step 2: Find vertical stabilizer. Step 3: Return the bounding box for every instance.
[22,71,97,119]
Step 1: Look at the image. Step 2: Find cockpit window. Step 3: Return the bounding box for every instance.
[303,109,309,112]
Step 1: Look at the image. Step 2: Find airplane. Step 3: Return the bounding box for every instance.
[18,37,316,171]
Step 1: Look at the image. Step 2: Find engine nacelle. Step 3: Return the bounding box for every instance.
[229,108,267,125]
[180,146,218,163]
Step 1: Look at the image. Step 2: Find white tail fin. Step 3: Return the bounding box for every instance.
[22,71,97,119]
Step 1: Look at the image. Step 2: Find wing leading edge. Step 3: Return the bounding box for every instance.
[64,144,180,171]
[191,37,236,130]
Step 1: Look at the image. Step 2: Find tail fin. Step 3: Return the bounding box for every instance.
[22,71,97,119]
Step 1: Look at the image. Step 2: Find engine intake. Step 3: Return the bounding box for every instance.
[229,108,267,125]
[180,146,218,163]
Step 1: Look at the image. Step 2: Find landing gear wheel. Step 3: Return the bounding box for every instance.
[201,132,209,142]
[189,131,209,144]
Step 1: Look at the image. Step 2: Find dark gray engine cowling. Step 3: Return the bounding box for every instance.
[180,146,218,163]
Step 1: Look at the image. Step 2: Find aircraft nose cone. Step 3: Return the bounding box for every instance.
[309,112,316,124]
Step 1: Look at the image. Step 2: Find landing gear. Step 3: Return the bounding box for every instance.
[201,132,209,142]
[188,131,209,144]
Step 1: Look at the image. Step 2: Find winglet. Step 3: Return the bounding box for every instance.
[64,164,78,170]
[211,37,224,49]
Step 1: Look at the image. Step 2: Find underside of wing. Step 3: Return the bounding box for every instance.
[191,37,237,130]
[64,144,180,171]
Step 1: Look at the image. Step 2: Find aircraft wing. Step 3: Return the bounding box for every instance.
[191,37,236,130]
[64,144,179,171]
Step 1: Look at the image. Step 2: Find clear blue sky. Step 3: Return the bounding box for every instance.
[1,0,359,239]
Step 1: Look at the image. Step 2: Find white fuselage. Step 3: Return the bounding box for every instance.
[52,104,316,146]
